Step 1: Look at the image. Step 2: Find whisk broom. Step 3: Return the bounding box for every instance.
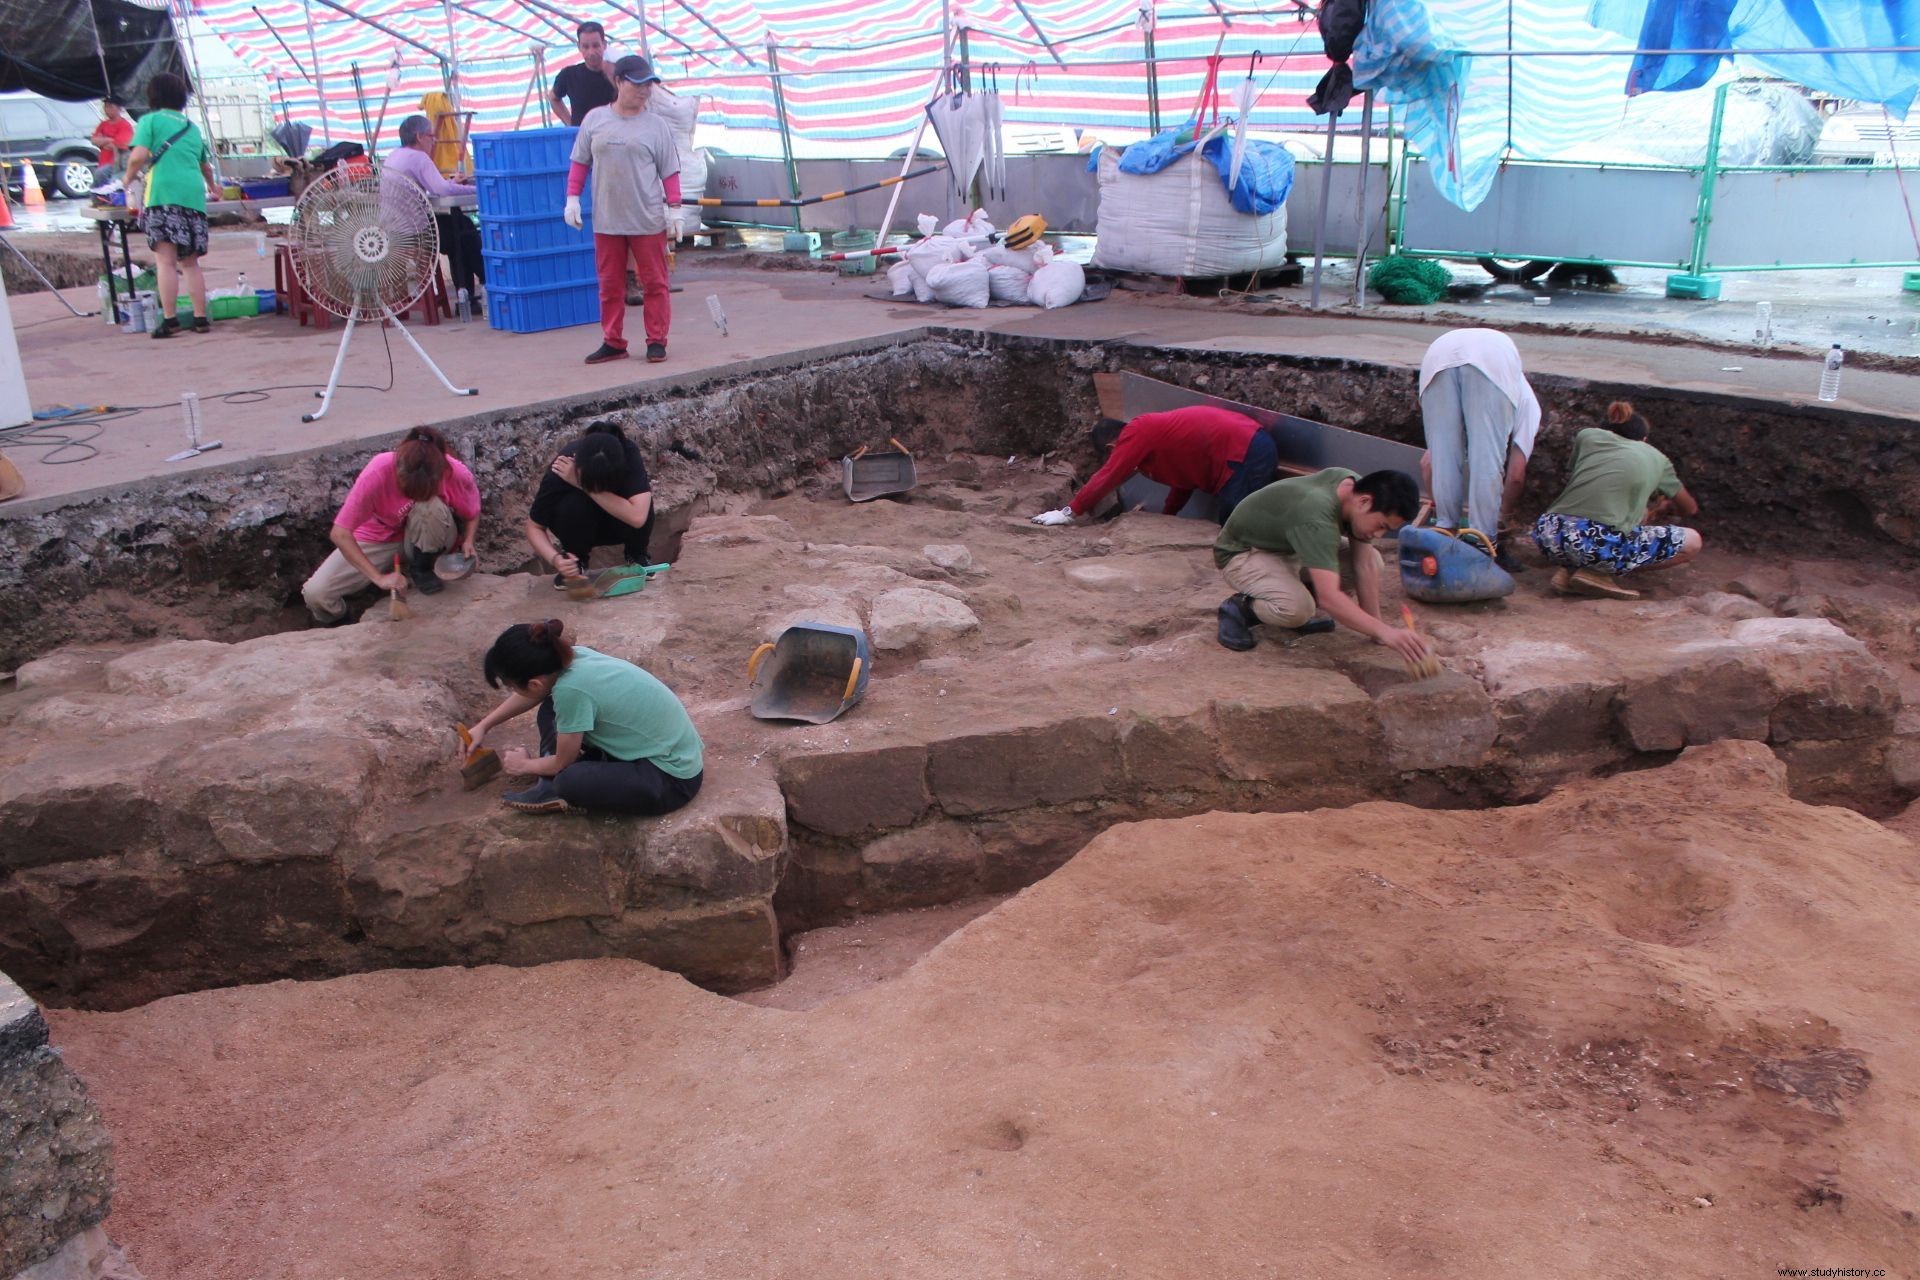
[1398,604,1442,680]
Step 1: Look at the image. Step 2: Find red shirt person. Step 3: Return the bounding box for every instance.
[1032,406,1281,526]
[91,98,133,168]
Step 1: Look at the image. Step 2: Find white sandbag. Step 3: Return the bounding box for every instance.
[943,209,995,242]
[978,243,1042,272]
[986,264,1032,304]
[904,235,962,278]
[1028,258,1086,309]
[916,213,941,236]
[888,260,915,298]
[1090,143,1289,278]
[926,258,991,308]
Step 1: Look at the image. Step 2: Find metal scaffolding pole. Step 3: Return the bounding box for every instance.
[442,0,461,106]
[1351,91,1375,308]
[1309,106,1339,309]
[301,0,329,142]
[766,39,804,233]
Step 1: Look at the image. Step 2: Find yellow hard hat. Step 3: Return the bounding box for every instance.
[1003,214,1047,250]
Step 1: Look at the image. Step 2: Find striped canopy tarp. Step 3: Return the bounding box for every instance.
[191,1,1343,144]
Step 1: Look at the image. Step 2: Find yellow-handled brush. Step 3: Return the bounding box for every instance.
[1399,604,1443,681]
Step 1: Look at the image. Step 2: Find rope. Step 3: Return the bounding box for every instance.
[687,164,944,209]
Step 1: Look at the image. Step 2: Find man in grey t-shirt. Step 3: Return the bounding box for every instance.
[565,55,683,366]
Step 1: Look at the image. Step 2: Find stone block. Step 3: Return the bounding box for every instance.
[860,823,983,908]
[1728,618,1901,743]
[1616,645,1773,752]
[868,587,981,652]
[929,717,1122,817]
[476,834,622,927]
[344,825,483,955]
[975,811,1100,893]
[14,1224,144,1280]
[923,544,973,574]
[779,745,930,837]
[634,768,788,904]
[595,901,783,994]
[1121,712,1224,794]
[1212,670,1381,788]
[1772,738,1895,809]
[1376,674,1499,773]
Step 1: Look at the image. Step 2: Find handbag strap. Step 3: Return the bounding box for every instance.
[149,118,194,166]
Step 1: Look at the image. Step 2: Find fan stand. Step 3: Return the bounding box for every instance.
[301,304,479,424]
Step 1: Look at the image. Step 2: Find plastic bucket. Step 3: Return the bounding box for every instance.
[832,229,878,276]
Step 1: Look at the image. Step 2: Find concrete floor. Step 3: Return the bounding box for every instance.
[5,209,1919,516]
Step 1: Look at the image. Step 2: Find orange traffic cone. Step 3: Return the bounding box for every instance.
[20,161,44,208]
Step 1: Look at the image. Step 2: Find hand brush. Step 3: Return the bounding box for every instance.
[1398,604,1443,681]
[388,554,411,622]
[455,722,501,789]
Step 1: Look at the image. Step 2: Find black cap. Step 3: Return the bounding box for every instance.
[613,54,661,86]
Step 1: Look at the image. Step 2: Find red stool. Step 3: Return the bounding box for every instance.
[274,241,332,331]
[390,261,452,326]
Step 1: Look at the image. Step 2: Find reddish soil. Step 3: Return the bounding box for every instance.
[47,743,1920,1280]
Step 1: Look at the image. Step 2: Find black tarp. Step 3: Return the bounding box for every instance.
[0,0,189,105]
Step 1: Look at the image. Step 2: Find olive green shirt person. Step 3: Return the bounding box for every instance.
[1213,467,1358,570]
[1544,428,1683,531]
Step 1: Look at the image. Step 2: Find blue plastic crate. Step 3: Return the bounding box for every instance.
[472,126,578,175]
[476,167,575,217]
[486,280,600,334]
[482,245,597,290]
[480,211,593,254]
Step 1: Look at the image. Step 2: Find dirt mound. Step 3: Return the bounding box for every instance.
[46,742,1920,1279]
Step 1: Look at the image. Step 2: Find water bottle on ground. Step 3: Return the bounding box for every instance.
[456,288,471,324]
[1818,344,1844,402]
[180,392,203,450]
[1754,301,1772,349]
[236,271,248,296]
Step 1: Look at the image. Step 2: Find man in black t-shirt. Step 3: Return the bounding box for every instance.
[551,21,617,125]
[525,423,656,586]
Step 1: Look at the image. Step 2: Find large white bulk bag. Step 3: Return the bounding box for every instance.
[648,88,707,202]
[1090,143,1289,278]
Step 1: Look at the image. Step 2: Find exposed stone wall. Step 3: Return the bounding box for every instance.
[7,330,1917,672]
[0,973,116,1278]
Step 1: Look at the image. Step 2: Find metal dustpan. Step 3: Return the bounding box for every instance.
[747,622,872,724]
[842,437,917,502]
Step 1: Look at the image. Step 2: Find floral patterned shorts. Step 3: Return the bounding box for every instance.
[1531,512,1686,574]
[140,204,210,258]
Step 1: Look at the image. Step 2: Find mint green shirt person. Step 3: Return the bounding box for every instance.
[129,109,210,212]
[550,646,703,778]
[1213,467,1359,570]
[1546,428,1683,531]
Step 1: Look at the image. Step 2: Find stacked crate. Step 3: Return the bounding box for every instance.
[472,127,599,334]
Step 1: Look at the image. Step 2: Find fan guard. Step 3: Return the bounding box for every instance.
[289,167,440,321]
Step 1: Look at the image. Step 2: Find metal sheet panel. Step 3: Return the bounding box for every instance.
[1116,372,1424,477]
[1400,160,1698,266]
[1706,169,1920,268]
[1287,161,1392,258]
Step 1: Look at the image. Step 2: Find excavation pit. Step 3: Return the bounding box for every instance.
[2,448,1914,1011]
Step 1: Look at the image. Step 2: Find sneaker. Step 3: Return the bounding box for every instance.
[585,343,628,365]
[1216,594,1257,651]
[150,316,180,339]
[504,778,570,813]
[645,342,666,363]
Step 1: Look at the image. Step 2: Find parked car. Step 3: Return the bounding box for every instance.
[1814,104,1920,165]
[0,92,104,197]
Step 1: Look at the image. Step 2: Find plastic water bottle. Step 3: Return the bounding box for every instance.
[1818,344,1844,402]
[456,287,471,324]
[97,280,115,325]
[1754,301,1772,349]
[180,392,203,449]
[254,232,268,257]
[235,271,248,295]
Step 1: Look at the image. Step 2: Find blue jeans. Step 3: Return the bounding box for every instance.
[1214,429,1280,524]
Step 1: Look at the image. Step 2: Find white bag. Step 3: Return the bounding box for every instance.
[887,260,915,298]
[926,257,991,308]
[986,264,1032,305]
[1028,258,1086,309]
[978,243,1042,272]
[1090,127,1289,278]
[942,208,995,242]
[904,235,962,279]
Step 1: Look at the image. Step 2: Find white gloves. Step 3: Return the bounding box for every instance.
[563,196,582,230]
[1030,507,1077,527]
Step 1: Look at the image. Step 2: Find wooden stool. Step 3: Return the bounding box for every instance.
[390,262,452,326]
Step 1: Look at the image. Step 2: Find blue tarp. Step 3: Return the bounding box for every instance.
[1589,0,1920,115]
[1092,127,1298,214]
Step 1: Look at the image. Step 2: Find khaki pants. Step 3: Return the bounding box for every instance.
[1221,541,1375,628]
[301,498,458,621]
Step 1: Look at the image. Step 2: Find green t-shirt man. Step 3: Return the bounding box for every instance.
[551,646,704,778]
[1546,428,1683,531]
[1213,467,1359,570]
[130,109,210,212]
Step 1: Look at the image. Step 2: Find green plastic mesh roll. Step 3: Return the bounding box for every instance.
[1366,256,1452,305]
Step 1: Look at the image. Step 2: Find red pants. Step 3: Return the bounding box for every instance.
[594,231,670,350]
